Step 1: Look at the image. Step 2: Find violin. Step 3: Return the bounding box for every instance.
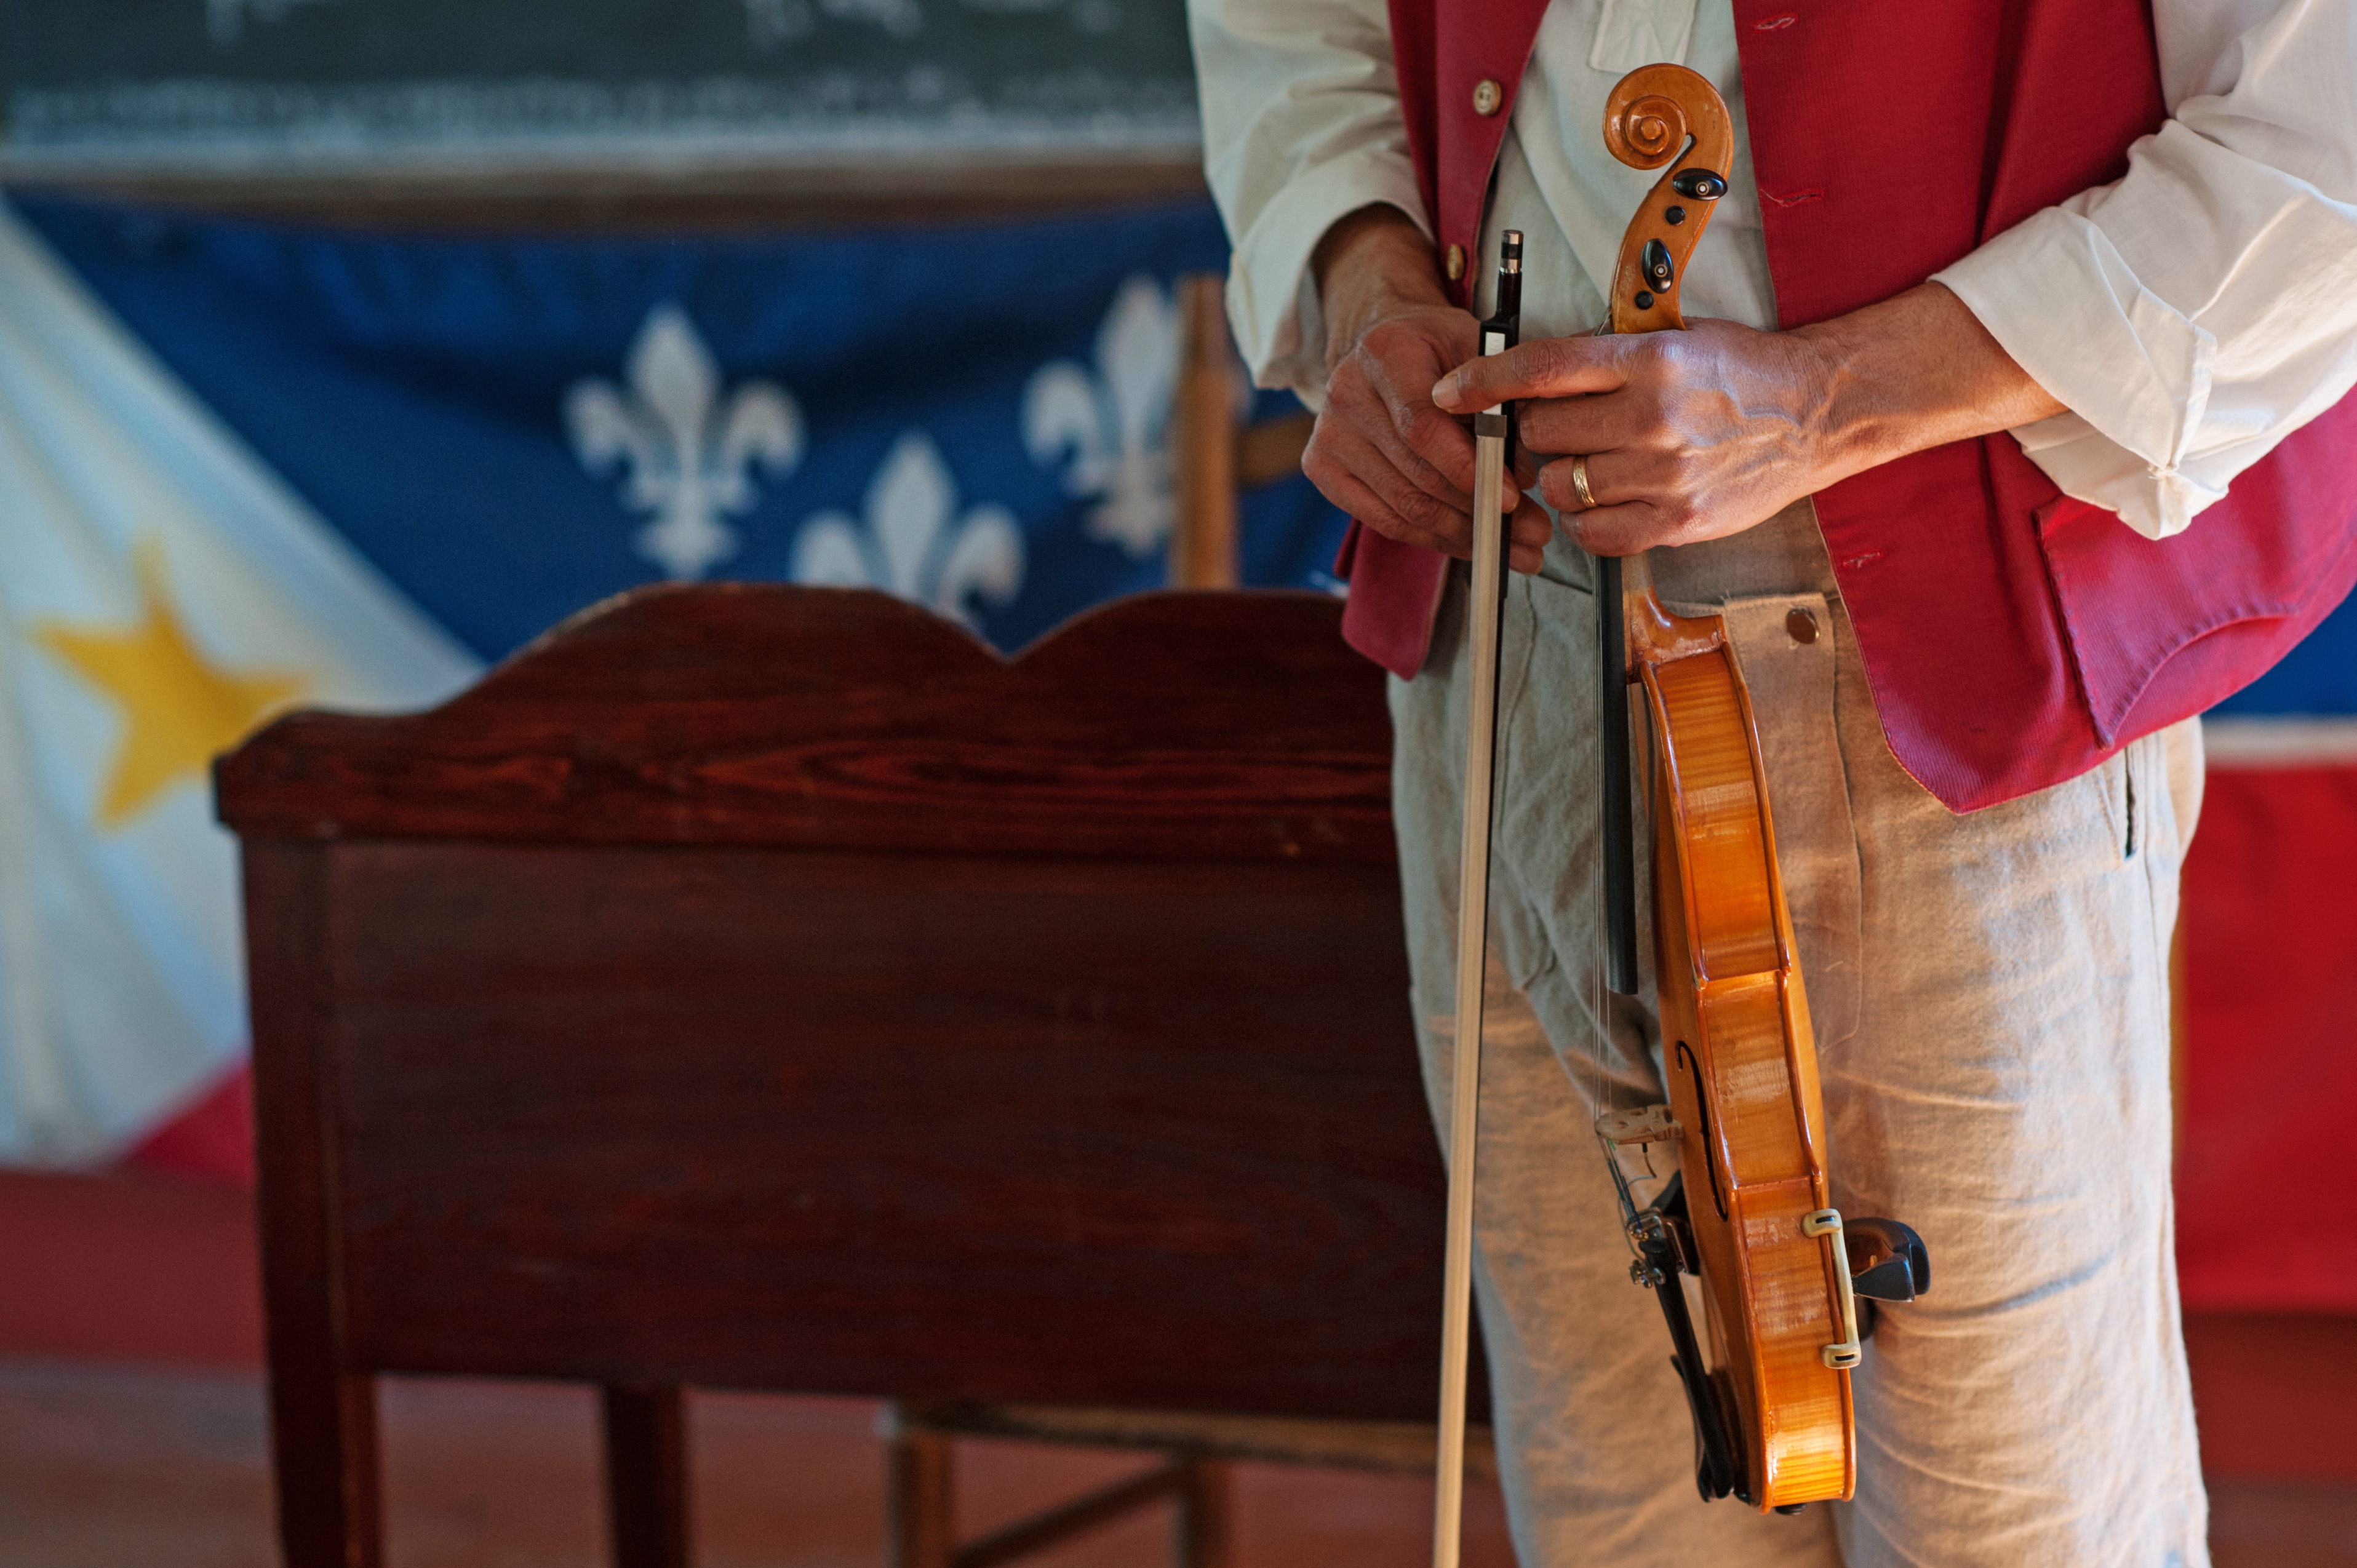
[1597,62,1932,1514]
[1430,65,1929,1558]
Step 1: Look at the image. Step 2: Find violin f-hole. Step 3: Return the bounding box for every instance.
[1675,1039,1730,1221]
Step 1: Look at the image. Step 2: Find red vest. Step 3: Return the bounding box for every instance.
[1344,0,2357,811]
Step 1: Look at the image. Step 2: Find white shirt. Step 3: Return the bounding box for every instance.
[1190,0,2357,541]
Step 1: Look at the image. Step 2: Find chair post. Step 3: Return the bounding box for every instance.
[1171,273,1242,591]
[1175,1456,1234,1568]
[247,839,385,1568]
[887,1405,956,1568]
[602,1383,692,1568]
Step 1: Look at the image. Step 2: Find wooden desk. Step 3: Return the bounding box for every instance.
[217,586,1480,1567]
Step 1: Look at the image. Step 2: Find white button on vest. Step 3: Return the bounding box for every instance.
[1472,78,1503,116]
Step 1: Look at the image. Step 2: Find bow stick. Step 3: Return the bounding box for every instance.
[1432,228,1520,1568]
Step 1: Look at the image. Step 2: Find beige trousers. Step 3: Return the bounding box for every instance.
[1394,504,2207,1567]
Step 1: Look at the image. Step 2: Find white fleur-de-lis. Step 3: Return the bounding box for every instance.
[792,431,1024,631]
[565,303,806,581]
[1021,274,1183,558]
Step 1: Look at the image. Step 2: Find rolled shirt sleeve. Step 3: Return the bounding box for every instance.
[1187,0,1430,407]
[1932,0,2357,539]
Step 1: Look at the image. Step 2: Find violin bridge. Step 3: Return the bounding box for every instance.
[1596,1104,1681,1146]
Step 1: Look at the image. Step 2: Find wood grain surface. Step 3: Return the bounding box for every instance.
[218,587,1393,864]
[317,840,1440,1419]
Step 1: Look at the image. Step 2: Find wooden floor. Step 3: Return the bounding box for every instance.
[0,1361,1519,1568]
[3,1171,2354,1566]
[2212,1481,2357,1568]
[3,1359,2353,1567]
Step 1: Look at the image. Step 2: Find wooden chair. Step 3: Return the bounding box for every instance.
[1168,274,1317,590]
[217,587,1487,1568]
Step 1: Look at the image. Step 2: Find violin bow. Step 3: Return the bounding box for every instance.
[1431,227,1520,1568]
[1429,66,1733,1559]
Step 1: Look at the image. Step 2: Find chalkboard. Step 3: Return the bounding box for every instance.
[0,0,1201,171]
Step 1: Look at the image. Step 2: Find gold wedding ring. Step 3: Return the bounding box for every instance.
[1571,455,1597,510]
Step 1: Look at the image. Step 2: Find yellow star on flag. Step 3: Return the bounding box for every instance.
[31,539,307,830]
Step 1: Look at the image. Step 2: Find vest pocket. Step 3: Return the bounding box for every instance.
[2035,488,2352,750]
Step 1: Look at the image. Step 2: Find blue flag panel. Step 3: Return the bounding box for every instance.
[2211,600,2357,717]
[15,189,2344,702]
[13,192,1347,662]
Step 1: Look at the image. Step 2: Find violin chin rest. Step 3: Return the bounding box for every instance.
[1845,1216,1931,1304]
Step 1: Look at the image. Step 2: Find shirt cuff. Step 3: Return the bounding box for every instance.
[2005,408,2227,538]
[1224,151,1429,411]
[1932,207,2219,540]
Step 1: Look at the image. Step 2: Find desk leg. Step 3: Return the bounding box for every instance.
[1176,1456,1233,1568]
[250,841,384,1568]
[265,1368,381,1568]
[603,1384,692,1568]
[888,1412,955,1568]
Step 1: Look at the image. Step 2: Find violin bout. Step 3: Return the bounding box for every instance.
[1638,595,1852,1507]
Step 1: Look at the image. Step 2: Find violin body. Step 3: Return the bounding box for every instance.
[1631,595,1853,1507]
[1604,66,1858,1510]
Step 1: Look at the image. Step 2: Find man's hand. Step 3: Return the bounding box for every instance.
[1302,207,1555,575]
[1430,283,2066,556]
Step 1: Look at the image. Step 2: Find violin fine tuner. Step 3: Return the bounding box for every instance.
[1596,1104,1681,1145]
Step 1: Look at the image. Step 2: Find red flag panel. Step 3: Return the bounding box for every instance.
[2179,765,2357,1311]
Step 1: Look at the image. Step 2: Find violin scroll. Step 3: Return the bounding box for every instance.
[1603,65,1736,334]
[1603,90,1696,169]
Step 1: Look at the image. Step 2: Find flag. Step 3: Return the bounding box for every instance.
[0,204,479,1163]
[0,190,1346,1171]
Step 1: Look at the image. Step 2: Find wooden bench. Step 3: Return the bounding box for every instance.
[217,586,1486,1567]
